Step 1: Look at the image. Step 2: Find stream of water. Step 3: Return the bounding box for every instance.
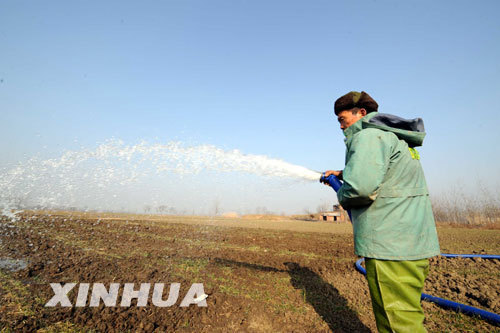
[0,139,322,218]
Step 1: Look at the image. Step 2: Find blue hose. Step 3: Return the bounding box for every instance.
[440,253,500,260]
[355,255,500,325]
[320,173,343,192]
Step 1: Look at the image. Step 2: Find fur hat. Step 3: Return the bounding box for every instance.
[334,91,378,115]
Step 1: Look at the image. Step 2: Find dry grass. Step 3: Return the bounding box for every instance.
[431,184,500,226]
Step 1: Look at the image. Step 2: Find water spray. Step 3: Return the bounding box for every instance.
[0,139,325,218]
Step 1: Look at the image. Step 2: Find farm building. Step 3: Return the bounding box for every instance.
[320,205,347,222]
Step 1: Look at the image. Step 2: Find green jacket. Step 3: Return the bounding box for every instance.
[337,112,440,260]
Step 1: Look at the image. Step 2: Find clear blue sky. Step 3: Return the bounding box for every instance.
[1,0,499,213]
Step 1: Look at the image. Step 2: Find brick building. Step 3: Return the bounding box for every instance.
[320,204,347,222]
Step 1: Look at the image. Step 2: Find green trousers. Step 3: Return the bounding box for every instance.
[365,258,429,333]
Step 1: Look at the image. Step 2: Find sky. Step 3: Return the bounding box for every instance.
[1,0,499,214]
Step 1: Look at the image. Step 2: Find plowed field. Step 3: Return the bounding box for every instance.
[0,212,499,332]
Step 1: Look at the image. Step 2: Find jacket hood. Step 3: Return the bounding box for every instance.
[343,112,426,147]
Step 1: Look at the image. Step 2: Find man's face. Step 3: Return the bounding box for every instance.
[336,108,366,130]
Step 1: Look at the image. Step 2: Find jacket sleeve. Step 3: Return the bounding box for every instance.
[337,129,392,210]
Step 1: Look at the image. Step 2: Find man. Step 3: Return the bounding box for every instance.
[323,91,440,332]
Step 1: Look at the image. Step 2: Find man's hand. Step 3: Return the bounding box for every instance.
[322,170,343,183]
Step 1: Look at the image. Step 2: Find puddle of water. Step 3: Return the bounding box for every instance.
[0,258,28,272]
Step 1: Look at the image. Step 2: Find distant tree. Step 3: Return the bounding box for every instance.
[213,199,220,216]
[255,206,272,215]
[157,205,169,214]
[316,202,331,213]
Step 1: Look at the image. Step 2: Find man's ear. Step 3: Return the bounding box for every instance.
[359,108,367,117]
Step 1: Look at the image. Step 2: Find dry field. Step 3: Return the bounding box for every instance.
[0,211,499,332]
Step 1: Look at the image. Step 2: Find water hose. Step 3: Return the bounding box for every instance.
[319,173,500,325]
[319,173,343,192]
[355,256,500,325]
[319,173,352,221]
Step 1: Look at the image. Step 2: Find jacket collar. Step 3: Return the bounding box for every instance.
[343,112,379,140]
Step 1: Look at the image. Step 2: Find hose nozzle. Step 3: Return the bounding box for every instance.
[320,172,352,222]
[320,172,343,192]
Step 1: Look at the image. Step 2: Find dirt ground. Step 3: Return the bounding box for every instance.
[0,211,499,332]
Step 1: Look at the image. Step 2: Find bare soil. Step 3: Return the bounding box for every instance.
[0,211,499,332]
